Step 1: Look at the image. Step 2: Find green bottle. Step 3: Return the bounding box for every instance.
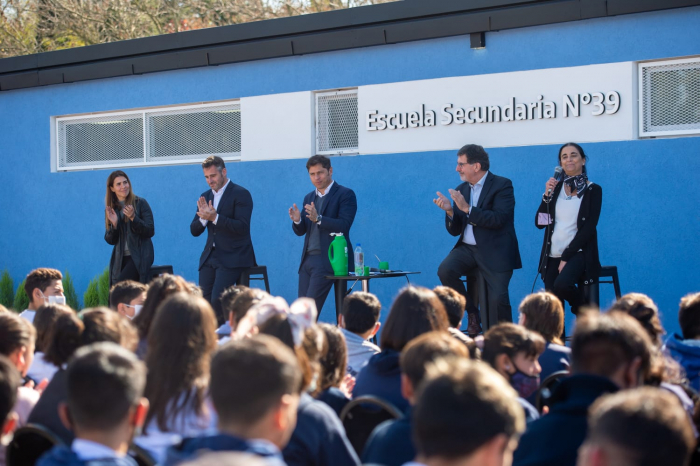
[328,233,348,276]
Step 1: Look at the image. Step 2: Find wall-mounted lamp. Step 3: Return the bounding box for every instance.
[470,32,486,49]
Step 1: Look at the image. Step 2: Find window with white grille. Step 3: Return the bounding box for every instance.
[639,58,700,137]
[56,101,241,171]
[316,90,359,155]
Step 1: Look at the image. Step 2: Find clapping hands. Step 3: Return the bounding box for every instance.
[196,196,217,222]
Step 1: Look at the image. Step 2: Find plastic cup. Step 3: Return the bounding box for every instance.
[379,261,389,272]
[364,266,370,276]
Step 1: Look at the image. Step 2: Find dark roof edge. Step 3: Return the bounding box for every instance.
[1,0,698,91]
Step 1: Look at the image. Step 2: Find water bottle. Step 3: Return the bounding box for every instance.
[354,243,364,276]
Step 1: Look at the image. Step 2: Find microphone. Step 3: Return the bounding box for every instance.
[547,166,563,196]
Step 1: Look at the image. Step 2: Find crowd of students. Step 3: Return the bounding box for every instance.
[0,266,699,466]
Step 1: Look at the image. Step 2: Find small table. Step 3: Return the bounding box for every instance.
[325,271,421,323]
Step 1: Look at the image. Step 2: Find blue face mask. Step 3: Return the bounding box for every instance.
[509,368,540,399]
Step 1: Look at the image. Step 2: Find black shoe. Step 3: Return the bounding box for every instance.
[466,312,482,337]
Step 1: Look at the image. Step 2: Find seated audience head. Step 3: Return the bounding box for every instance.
[132,274,189,340]
[210,336,302,448]
[317,323,347,393]
[679,292,700,340]
[109,280,148,320]
[339,292,381,338]
[0,312,37,377]
[482,323,545,400]
[181,451,269,466]
[220,285,248,327]
[413,359,524,466]
[0,355,21,437]
[571,311,652,389]
[0,305,7,313]
[226,288,268,332]
[24,268,64,310]
[433,286,466,329]
[400,331,469,405]
[144,293,218,432]
[608,293,664,348]
[518,291,564,345]
[58,342,148,453]
[380,286,449,352]
[578,387,695,466]
[33,304,74,353]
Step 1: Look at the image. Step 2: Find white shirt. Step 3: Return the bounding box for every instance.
[26,352,58,383]
[294,180,335,225]
[550,183,584,258]
[72,438,123,460]
[19,309,36,324]
[199,178,231,228]
[462,171,489,246]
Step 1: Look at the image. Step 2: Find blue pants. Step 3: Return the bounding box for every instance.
[298,253,344,321]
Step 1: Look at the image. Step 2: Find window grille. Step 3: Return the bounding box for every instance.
[639,58,700,137]
[56,101,241,171]
[316,90,359,154]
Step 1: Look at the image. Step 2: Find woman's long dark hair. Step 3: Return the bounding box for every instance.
[105,170,136,229]
[132,274,189,341]
[144,293,218,432]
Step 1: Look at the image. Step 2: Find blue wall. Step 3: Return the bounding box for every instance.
[1,7,699,336]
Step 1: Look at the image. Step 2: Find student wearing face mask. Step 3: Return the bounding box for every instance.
[482,323,546,424]
[20,268,66,324]
[109,281,148,320]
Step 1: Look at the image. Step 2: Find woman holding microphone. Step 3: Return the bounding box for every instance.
[535,143,602,315]
[105,170,155,287]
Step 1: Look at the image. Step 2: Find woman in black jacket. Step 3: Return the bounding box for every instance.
[536,143,602,314]
[105,170,155,286]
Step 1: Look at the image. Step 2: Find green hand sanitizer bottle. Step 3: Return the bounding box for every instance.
[328,233,348,276]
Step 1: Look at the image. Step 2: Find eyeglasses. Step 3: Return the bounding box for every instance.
[457,162,471,168]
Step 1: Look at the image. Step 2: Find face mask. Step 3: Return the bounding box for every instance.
[125,304,143,320]
[509,368,540,400]
[40,292,66,306]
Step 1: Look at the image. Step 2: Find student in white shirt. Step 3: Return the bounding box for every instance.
[338,292,381,377]
[19,268,65,324]
[26,304,74,383]
[36,342,148,466]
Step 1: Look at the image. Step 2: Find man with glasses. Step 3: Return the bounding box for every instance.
[434,144,522,335]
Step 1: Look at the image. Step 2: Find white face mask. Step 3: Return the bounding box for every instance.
[40,292,66,306]
[125,304,143,319]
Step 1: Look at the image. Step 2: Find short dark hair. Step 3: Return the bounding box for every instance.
[306,155,331,171]
[585,387,695,466]
[413,359,524,459]
[482,323,545,369]
[558,142,588,174]
[65,342,146,431]
[210,336,301,425]
[457,144,490,172]
[341,292,381,334]
[571,311,652,379]
[400,331,468,388]
[34,304,73,352]
[519,292,564,344]
[220,285,249,318]
[0,355,21,425]
[432,286,466,329]
[318,323,347,392]
[679,292,700,340]
[81,307,138,351]
[228,288,268,328]
[609,293,664,347]
[109,280,148,309]
[380,287,449,352]
[202,155,226,171]
[24,268,62,299]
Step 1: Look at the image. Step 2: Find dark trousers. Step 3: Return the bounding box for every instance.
[543,252,586,314]
[117,255,140,283]
[438,243,513,323]
[298,253,343,320]
[199,249,245,325]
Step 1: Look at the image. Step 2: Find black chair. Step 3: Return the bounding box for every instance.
[7,423,64,466]
[150,264,174,277]
[583,265,621,307]
[239,265,270,292]
[340,395,403,457]
[129,442,156,466]
[535,370,570,413]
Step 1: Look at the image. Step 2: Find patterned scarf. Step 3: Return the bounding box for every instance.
[563,173,589,198]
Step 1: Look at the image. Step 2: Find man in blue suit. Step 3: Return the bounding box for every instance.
[191,155,256,323]
[289,155,357,319]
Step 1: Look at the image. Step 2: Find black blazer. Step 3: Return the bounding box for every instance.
[535,181,602,283]
[445,172,522,273]
[105,195,155,286]
[292,182,357,272]
[190,181,256,270]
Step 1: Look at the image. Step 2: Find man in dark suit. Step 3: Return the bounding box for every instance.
[289,155,357,319]
[434,144,522,334]
[191,156,256,323]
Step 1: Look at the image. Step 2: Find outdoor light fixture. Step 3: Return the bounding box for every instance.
[470,32,486,49]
